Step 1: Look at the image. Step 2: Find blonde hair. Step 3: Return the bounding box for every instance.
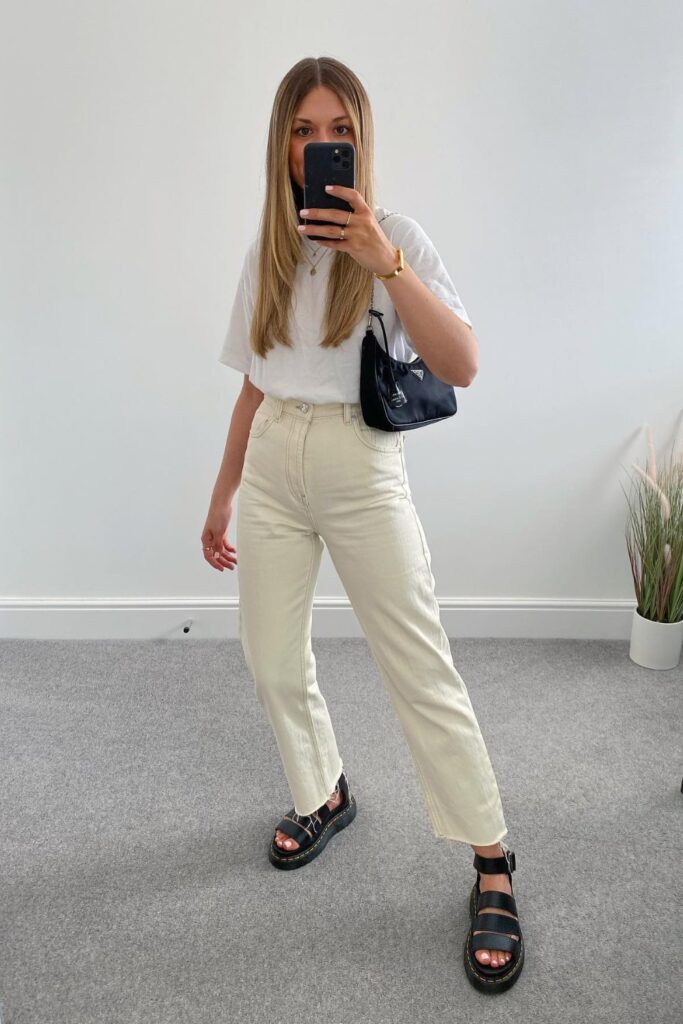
[250,56,376,358]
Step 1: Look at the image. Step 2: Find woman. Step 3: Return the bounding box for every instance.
[203,56,524,993]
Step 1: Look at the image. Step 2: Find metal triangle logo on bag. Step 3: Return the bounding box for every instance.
[409,367,424,380]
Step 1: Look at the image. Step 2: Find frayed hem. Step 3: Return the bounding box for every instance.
[432,827,509,846]
[292,758,344,818]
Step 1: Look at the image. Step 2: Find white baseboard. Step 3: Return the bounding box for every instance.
[0,597,636,640]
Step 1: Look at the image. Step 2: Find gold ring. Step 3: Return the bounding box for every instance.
[339,227,345,240]
[345,211,352,226]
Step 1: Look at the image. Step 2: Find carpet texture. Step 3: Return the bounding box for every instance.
[1,637,681,1023]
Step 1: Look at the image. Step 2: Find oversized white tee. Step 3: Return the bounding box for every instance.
[218,205,472,404]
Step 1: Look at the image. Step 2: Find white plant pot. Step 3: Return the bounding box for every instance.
[629,608,683,670]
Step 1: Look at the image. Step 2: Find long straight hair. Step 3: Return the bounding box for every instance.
[250,57,376,358]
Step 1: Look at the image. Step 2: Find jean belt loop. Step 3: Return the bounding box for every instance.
[343,402,351,424]
[274,398,284,420]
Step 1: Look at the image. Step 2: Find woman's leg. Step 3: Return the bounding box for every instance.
[306,405,514,964]
[236,398,344,822]
[307,404,508,847]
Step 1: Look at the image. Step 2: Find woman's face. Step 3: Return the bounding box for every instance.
[288,85,355,189]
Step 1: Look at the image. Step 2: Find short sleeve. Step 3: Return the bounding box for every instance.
[218,239,258,374]
[385,214,473,328]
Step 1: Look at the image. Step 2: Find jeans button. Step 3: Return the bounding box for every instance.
[299,402,309,412]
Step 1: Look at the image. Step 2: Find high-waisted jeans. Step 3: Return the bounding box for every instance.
[235,394,508,846]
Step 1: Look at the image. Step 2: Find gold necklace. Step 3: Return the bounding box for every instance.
[301,242,330,276]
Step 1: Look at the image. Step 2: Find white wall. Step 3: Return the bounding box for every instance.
[2,1,682,639]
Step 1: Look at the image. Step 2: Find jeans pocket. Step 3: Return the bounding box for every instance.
[352,414,403,452]
[249,405,276,438]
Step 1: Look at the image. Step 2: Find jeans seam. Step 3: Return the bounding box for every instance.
[399,448,430,566]
[300,531,328,799]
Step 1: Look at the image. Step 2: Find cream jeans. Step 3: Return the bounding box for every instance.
[236,394,508,846]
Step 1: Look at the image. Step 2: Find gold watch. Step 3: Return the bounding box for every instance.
[374,247,405,280]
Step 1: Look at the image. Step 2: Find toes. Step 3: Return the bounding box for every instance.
[274,831,299,850]
[474,947,509,968]
[473,933,511,969]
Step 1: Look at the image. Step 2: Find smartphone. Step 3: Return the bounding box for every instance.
[303,142,355,241]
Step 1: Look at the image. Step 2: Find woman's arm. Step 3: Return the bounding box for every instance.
[380,263,479,387]
[299,186,479,388]
[209,375,264,509]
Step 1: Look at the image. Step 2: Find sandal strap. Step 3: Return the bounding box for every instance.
[473,910,520,935]
[274,768,351,848]
[476,889,518,915]
[311,768,351,826]
[276,811,322,844]
[471,930,519,955]
[472,847,516,876]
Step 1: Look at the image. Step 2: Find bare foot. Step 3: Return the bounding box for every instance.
[471,844,519,968]
[274,784,343,850]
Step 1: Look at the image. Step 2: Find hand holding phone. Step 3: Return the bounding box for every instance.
[303,142,355,241]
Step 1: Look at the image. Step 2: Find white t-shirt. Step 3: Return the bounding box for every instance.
[218,205,473,404]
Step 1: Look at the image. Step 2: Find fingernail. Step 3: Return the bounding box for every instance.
[299,208,309,215]
[325,185,333,191]
[297,225,305,231]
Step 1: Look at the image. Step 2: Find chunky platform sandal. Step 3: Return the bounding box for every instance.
[463,840,525,993]
[268,767,357,870]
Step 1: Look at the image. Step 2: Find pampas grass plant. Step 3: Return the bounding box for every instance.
[621,426,683,624]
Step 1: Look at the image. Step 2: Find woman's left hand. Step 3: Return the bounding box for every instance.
[297,185,399,277]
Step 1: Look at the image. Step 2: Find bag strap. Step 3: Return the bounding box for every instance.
[367,210,401,328]
[365,211,408,399]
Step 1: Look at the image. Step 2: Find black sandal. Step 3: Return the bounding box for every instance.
[463,840,525,993]
[268,767,357,870]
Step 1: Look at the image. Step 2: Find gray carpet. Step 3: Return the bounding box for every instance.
[1,637,681,1024]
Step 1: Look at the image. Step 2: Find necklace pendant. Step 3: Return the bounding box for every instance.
[310,266,317,275]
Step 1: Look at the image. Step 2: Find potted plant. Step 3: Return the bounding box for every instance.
[622,426,683,669]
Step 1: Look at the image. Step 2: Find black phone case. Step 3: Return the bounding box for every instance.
[303,142,355,241]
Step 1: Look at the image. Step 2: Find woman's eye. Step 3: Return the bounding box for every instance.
[294,126,351,137]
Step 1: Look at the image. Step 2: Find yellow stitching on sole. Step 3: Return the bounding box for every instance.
[465,932,524,986]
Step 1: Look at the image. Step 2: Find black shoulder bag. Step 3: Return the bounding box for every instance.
[359,212,459,432]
